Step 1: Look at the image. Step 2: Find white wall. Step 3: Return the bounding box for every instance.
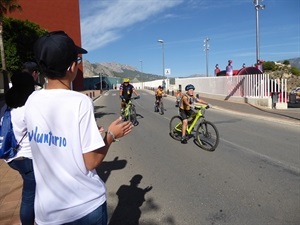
[131,74,288,109]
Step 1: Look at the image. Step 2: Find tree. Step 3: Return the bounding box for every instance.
[283,60,290,65]
[0,0,21,71]
[3,17,47,73]
[262,61,276,71]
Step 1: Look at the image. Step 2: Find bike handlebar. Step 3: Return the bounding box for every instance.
[121,96,140,101]
[194,104,211,110]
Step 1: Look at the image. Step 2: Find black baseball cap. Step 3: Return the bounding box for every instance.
[34,31,87,78]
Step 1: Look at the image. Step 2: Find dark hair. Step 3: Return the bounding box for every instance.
[22,61,39,74]
[5,72,35,108]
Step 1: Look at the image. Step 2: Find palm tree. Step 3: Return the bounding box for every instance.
[0,0,21,71]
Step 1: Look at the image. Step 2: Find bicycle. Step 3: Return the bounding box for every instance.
[121,96,140,126]
[169,105,219,151]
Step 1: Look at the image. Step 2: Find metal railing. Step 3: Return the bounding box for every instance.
[134,74,288,105]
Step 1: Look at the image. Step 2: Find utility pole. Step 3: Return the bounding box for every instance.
[204,37,210,77]
[253,0,265,63]
[139,60,143,72]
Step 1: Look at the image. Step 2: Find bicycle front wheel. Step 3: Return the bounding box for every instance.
[130,106,138,126]
[196,121,219,151]
[169,116,183,141]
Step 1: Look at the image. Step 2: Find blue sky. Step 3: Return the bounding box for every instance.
[79,0,299,77]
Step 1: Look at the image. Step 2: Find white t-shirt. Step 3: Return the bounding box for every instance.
[4,107,32,163]
[24,89,106,225]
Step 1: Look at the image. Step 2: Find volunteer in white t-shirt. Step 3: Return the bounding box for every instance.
[25,31,134,225]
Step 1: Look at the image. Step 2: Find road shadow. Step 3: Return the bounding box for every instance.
[96,157,127,183]
[224,77,245,100]
[94,105,116,119]
[108,174,154,225]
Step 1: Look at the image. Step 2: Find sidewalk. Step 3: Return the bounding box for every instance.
[0,90,299,225]
[0,160,22,225]
[201,96,300,126]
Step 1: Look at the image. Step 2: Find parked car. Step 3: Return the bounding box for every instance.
[291,87,300,96]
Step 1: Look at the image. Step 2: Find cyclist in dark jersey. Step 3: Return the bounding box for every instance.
[119,78,139,112]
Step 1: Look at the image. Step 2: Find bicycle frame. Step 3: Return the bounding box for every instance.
[175,106,205,134]
[170,105,219,151]
[122,96,139,126]
[124,100,133,117]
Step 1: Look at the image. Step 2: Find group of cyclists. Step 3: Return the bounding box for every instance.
[119,78,209,144]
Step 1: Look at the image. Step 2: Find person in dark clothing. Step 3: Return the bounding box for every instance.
[119,78,139,112]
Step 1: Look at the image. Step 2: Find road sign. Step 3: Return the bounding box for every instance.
[165,68,171,76]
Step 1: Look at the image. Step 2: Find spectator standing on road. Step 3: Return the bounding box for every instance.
[3,72,36,225]
[24,31,134,225]
[226,60,233,76]
[214,64,220,76]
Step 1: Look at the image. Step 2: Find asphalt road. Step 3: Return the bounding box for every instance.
[94,90,300,225]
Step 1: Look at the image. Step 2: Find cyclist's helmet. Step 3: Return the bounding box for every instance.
[228,60,232,64]
[123,78,130,83]
[185,84,195,91]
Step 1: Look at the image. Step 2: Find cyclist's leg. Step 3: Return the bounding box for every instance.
[121,100,126,112]
[179,109,188,144]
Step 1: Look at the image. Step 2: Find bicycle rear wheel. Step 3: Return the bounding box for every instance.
[169,116,183,141]
[196,121,219,151]
[160,101,164,115]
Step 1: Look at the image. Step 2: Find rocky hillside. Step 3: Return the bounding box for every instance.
[266,60,300,92]
[82,60,164,82]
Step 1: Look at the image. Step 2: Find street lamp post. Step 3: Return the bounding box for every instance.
[203,37,210,77]
[139,60,143,72]
[253,0,265,63]
[157,39,165,89]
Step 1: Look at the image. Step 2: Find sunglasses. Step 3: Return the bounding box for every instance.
[67,56,82,71]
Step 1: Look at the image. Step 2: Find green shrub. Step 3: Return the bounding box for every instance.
[291,67,300,76]
[263,61,276,71]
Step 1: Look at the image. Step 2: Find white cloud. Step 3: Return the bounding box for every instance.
[80,0,183,51]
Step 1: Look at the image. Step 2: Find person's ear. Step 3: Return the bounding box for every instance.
[68,61,77,73]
